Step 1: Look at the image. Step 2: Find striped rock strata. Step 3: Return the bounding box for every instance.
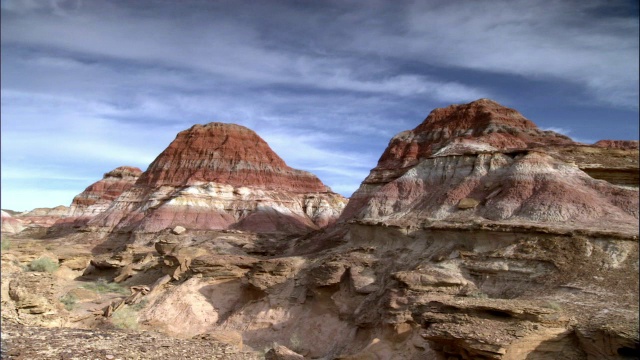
[69,166,143,218]
[47,167,144,230]
[15,205,70,229]
[341,99,639,234]
[88,123,346,234]
[1,211,24,234]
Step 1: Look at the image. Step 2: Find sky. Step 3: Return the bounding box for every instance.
[1,0,638,211]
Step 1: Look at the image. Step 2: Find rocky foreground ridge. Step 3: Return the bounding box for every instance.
[1,99,638,360]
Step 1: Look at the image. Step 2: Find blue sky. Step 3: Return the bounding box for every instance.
[1,0,638,211]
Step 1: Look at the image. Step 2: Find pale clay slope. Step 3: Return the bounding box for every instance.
[352,151,638,233]
[87,182,346,234]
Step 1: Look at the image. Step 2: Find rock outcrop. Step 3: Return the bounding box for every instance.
[1,211,24,234]
[88,123,346,234]
[341,99,638,236]
[69,166,142,218]
[15,205,70,229]
[3,100,637,360]
[594,140,639,150]
[47,167,143,231]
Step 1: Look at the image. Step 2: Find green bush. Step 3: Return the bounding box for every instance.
[60,294,77,311]
[111,307,138,330]
[467,291,489,299]
[82,278,129,295]
[545,301,562,311]
[28,257,59,273]
[1,239,10,251]
[129,299,148,311]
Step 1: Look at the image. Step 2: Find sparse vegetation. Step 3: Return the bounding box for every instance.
[82,278,129,295]
[60,294,77,311]
[1,239,10,251]
[129,299,148,311]
[289,333,303,353]
[111,307,139,330]
[467,291,489,299]
[544,301,562,311]
[27,257,59,273]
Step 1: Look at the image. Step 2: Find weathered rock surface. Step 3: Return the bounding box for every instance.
[15,205,70,229]
[341,99,639,237]
[43,167,143,233]
[69,166,142,218]
[367,98,574,183]
[88,122,347,235]
[594,140,639,150]
[1,210,24,234]
[0,321,261,359]
[265,345,305,359]
[2,100,637,360]
[137,122,329,191]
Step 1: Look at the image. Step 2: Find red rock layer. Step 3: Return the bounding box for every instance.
[70,166,142,213]
[137,123,329,193]
[42,166,144,230]
[15,206,70,228]
[88,123,346,234]
[593,140,639,150]
[340,99,639,234]
[371,99,574,182]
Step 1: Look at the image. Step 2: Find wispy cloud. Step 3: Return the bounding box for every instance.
[397,0,639,109]
[0,0,637,209]
[540,126,597,145]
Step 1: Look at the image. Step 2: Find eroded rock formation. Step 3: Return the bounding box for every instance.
[15,205,71,229]
[46,167,144,231]
[88,123,346,234]
[1,210,24,234]
[2,100,637,359]
[69,166,143,218]
[341,99,639,235]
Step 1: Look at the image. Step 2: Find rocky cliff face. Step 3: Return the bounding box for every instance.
[88,122,346,234]
[14,205,71,229]
[137,123,328,192]
[60,101,632,359]
[341,99,638,235]
[1,211,24,234]
[3,101,637,360]
[69,166,142,218]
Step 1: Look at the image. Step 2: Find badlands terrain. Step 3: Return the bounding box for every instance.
[1,99,638,359]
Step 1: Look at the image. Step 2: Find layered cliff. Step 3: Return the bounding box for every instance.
[69,166,142,218]
[88,123,346,234]
[15,205,70,229]
[3,101,637,360]
[1,210,24,234]
[79,101,634,360]
[342,99,638,236]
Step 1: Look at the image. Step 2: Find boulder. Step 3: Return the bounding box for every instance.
[265,345,304,360]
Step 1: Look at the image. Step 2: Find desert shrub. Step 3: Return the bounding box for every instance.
[82,278,129,295]
[129,299,148,311]
[28,257,59,273]
[289,333,303,353]
[544,301,562,311]
[111,307,138,330]
[1,239,10,251]
[60,294,78,311]
[467,291,489,299]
